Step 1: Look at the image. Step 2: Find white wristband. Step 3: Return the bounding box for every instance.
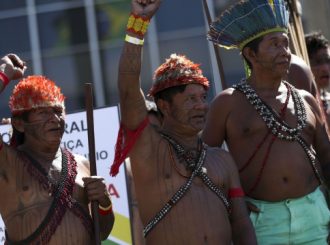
[125,34,144,46]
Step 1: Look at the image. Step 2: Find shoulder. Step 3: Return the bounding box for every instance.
[71,152,90,171]
[289,54,312,76]
[288,55,316,96]
[294,86,322,115]
[205,145,238,176]
[209,86,243,109]
[206,145,235,164]
[297,87,318,104]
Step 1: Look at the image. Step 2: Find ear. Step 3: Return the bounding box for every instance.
[11,117,25,133]
[242,47,257,66]
[156,99,170,117]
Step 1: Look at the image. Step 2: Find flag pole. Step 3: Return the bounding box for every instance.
[287,0,310,65]
[85,83,101,245]
[202,0,227,89]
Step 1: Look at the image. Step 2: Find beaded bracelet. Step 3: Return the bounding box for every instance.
[98,202,113,216]
[126,13,150,38]
[0,71,10,87]
[125,34,144,46]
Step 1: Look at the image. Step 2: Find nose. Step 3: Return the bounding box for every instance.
[280,45,291,58]
[194,98,208,111]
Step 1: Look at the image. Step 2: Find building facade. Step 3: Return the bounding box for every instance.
[0,0,328,116]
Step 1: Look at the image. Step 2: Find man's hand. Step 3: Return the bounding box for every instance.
[246,201,260,214]
[1,118,11,125]
[131,0,162,19]
[0,54,26,81]
[82,176,111,207]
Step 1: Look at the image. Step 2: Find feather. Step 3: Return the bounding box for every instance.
[208,0,289,50]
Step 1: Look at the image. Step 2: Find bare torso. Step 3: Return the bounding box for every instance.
[130,129,233,245]
[224,85,319,200]
[0,146,92,244]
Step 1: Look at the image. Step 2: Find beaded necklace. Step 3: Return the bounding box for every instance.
[143,133,231,237]
[233,80,307,141]
[6,148,93,245]
[321,89,329,113]
[233,80,323,194]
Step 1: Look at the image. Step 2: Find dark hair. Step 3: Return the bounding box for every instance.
[242,35,264,70]
[305,32,329,58]
[10,111,30,147]
[153,84,187,116]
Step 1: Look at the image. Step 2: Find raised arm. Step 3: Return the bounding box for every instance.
[0,53,26,147]
[0,54,26,94]
[0,54,25,178]
[118,0,161,130]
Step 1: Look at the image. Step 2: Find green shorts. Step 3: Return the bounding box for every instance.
[246,187,330,245]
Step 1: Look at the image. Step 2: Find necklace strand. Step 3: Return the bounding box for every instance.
[233,80,307,141]
[233,80,312,194]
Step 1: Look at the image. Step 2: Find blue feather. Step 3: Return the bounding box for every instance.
[208,0,289,49]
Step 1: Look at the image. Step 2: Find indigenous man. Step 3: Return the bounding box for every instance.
[305,32,330,129]
[0,54,114,244]
[111,0,257,244]
[203,0,330,244]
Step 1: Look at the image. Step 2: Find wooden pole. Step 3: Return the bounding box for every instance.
[202,0,227,90]
[85,83,101,245]
[287,0,310,65]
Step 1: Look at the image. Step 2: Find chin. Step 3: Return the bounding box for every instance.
[48,137,62,145]
[193,125,204,133]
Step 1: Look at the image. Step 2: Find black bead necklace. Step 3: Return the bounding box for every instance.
[233,80,307,141]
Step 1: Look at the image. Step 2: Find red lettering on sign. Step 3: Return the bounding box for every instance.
[108,184,120,198]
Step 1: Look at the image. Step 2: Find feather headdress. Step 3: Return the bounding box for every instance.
[208,0,289,50]
[148,54,209,97]
[9,75,65,115]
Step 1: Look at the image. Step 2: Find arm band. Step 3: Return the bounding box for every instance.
[126,12,150,38]
[125,34,144,46]
[0,71,9,86]
[98,202,113,216]
[228,188,245,198]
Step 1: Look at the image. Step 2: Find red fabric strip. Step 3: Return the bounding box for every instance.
[110,116,149,176]
[0,71,9,86]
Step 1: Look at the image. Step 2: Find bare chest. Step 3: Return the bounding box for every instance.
[2,154,88,220]
[228,93,316,143]
[134,147,230,224]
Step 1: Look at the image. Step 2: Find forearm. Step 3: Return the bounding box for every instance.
[232,217,257,245]
[118,40,143,98]
[99,211,115,240]
[230,198,257,245]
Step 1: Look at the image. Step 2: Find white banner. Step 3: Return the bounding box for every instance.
[0,106,132,245]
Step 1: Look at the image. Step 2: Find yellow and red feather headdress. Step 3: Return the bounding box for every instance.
[9,75,65,115]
